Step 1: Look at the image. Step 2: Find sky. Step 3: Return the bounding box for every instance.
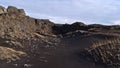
[0,0,120,25]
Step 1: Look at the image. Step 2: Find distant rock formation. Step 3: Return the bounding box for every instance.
[52,22,88,35]
[7,6,25,16]
[0,6,25,16]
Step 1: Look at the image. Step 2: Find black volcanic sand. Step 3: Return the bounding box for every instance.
[0,38,103,68]
[0,35,117,68]
[21,36,108,68]
[30,33,119,68]
[30,38,105,68]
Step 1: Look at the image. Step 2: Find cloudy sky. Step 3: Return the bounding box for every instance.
[0,0,120,25]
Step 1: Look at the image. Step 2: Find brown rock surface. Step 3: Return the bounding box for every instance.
[0,6,7,14]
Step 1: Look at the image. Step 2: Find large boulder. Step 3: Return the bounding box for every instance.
[71,22,86,26]
[7,6,18,13]
[7,6,25,16]
[35,19,54,35]
[18,9,26,16]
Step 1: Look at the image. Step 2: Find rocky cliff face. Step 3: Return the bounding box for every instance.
[0,6,56,66]
[0,6,54,39]
[0,6,25,15]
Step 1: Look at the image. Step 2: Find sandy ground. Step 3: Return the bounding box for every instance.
[30,37,107,68]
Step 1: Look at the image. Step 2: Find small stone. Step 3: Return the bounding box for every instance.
[24,64,32,67]
[45,45,50,48]
[13,64,18,66]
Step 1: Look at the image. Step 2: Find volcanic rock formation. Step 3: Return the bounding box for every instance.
[0,5,120,68]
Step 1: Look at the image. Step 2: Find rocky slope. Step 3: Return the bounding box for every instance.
[0,5,120,68]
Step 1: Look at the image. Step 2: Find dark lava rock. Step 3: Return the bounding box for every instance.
[52,22,88,35]
[71,22,86,26]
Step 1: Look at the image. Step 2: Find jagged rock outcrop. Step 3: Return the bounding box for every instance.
[7,6,25,16]
[0,5,56,64]
[52,22,88,35]
[0,6,25,16]
[0,6,7,14]
[0,6,54,39]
